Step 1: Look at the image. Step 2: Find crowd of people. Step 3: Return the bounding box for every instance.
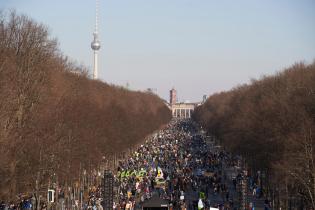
[112,119,240,210]
[1,119,271,210]
[0,196,37,210]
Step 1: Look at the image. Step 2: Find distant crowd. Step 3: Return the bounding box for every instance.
[0,119,271,210]
[109,119,240,209]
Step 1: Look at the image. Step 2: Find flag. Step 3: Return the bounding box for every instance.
[157,167,164,178]
[199,192,205,199]
[198,198,204,210]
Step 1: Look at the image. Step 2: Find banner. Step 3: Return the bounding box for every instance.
[117,169,147,180]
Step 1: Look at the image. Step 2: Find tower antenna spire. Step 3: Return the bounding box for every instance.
[91,0,101,80]
[95,0,99,33]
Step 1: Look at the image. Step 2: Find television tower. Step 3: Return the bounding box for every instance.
[91,0,101,79]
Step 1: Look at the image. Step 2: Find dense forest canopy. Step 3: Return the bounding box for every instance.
[0,11,171,200]
[193,62,315,209]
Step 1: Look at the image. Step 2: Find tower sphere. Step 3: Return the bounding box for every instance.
[91,40,101,50]
[91,32,101,50]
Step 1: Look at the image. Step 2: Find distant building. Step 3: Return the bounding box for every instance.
[202,95,207,103]
[168,88,200,119]
[169,88,177,105]
[171,102,197,118]
[147,88,158,95]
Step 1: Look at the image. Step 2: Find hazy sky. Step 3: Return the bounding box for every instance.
[1,0,315,102]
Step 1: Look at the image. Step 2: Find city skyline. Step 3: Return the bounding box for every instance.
[1,0,315,102]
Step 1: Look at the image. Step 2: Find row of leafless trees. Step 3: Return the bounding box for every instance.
[0,11,171,201]
[193,62,315,209]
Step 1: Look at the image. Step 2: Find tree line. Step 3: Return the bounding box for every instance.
[0,11,171,201]
[193,62,315,209]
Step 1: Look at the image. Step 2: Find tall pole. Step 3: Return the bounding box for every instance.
[91,0,101,79]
